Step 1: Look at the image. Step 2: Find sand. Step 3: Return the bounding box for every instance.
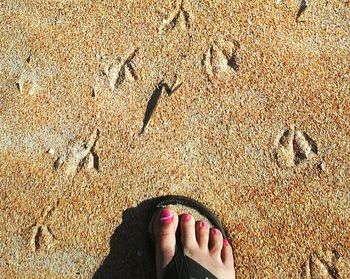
[0,0,349,278]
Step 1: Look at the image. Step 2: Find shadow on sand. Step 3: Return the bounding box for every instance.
[93,197,163,279]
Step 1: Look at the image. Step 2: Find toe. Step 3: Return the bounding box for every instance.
[221,239,234,268]
[153,208,179,277]
[154,208,178,254]
[180,213,197,250]
[209,228,223,259]
[195,220,209,248]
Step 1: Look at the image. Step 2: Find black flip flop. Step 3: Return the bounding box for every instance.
[149,195,229,279]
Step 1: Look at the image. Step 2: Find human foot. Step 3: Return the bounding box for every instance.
[152,208,236,279]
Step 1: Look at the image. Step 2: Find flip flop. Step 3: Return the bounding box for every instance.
[149,195,229,279]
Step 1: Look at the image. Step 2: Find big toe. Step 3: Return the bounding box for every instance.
[153,208,179,279]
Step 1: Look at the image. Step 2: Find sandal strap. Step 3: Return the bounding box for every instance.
[163,243,217,279]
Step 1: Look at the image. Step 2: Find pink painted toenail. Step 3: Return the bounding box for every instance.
[223,239,229,246]
[212,228,220,235]
[160,210,173,224]
[200,221,208,228]
[182,213,191,222]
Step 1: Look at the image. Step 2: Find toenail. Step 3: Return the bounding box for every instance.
[223,239,229,246]
[160,210,173,224]
[200,221,208,228]
[211,228,220,235]
[182,213,191,222]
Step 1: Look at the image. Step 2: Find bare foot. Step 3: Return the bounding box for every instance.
[153,208,236,279]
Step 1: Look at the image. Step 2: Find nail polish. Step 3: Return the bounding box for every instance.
[200,221,208,228]
[182,213,191,222]
[160,210,173,224]
[212,228,220,234]
[223,239,229,246]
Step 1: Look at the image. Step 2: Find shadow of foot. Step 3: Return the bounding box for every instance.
[93,197,164,279]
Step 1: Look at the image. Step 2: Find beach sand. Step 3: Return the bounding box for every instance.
[0,0,349,278]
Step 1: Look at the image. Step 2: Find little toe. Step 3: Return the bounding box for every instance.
[221,239,234,268]
[209,228,223,258]
[180,213,197,250]
[195,220,209,248]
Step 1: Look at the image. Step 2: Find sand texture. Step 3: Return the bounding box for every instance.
[0,0,350,278]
